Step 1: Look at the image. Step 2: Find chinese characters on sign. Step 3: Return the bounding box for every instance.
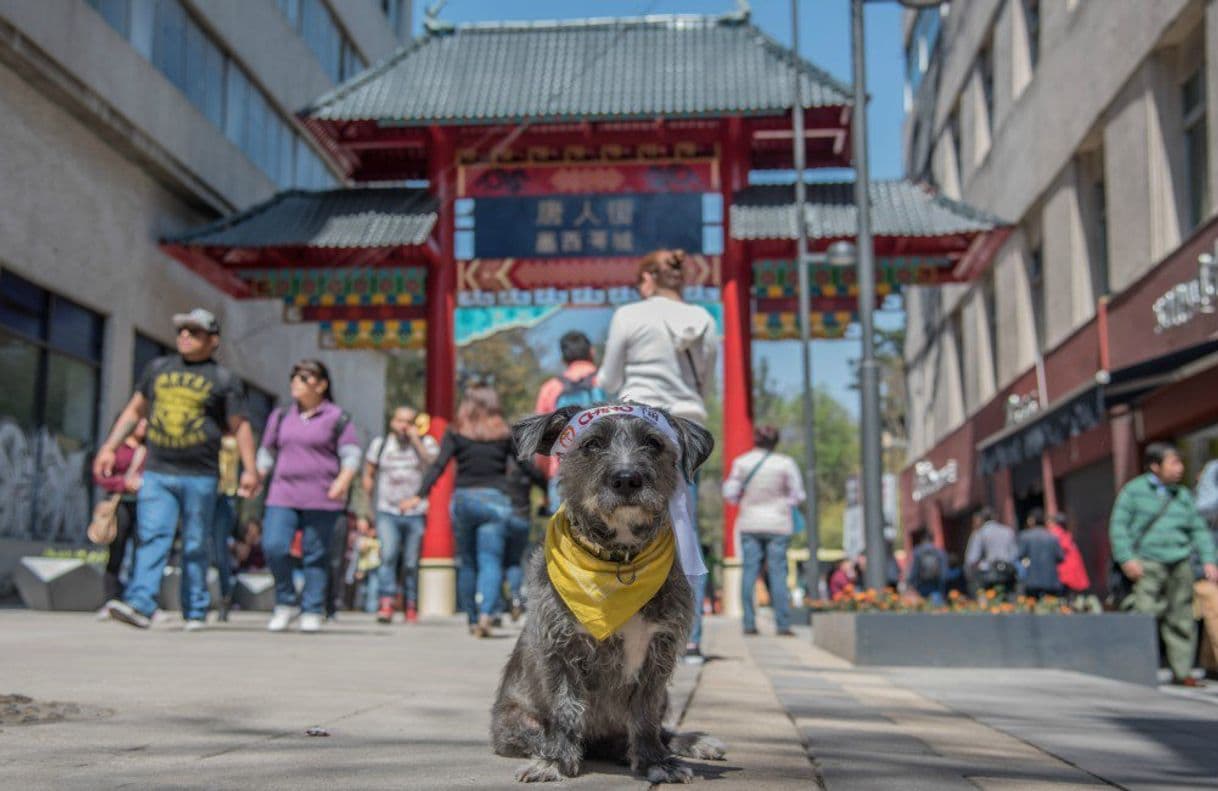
[472,193,703,259]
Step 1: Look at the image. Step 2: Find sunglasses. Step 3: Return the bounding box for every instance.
[177,326,209,338]
[291,370,319,383]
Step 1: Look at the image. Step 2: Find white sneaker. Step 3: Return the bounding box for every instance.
[267,606,297,632]
[184,619,206,632]
[299,613,323,633]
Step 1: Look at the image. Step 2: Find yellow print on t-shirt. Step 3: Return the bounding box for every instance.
[148,371,213,449]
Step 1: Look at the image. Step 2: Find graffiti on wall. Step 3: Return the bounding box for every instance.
[0,418,91,544]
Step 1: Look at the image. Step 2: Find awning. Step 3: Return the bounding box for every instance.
[978,381,1106,476]
[1103,338,1218,407]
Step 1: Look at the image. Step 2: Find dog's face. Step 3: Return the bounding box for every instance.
[514,404,714,553]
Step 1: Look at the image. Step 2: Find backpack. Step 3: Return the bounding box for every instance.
[914,547,943,584]
[1195,460,1218,523]
[554,374,605,410]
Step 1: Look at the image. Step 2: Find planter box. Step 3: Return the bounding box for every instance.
[813,612,1159,686]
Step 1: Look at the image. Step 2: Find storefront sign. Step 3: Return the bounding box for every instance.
[1005,392,1041,426]
[911,459,959,502]
[460,160,717,197]
[1152,243,1218,332]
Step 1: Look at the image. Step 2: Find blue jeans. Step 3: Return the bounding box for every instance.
[126,471,218,620]
[375,511,426,604]
[451,488,512,624]
[504,514,531,605]
[263,506,341,614]
[212,495,237,599]
[684,477,708,648]
[915,580,946,606]
[741,533,792,632]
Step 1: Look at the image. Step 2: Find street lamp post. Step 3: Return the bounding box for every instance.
[852,0,887,590]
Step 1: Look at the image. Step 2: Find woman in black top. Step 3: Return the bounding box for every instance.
[406,384,518,638]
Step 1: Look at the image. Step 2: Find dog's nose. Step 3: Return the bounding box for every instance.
[610,469,644,492]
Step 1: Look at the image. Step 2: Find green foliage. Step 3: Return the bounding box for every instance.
[457,327,548,423]
[383,349,426,426]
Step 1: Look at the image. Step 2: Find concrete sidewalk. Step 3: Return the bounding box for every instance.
[2,609,1216,789]
[0,609,814,789]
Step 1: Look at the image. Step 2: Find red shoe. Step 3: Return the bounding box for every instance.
[404,604,418,623]
[1172,676,1205,688]
[376,597,394,624]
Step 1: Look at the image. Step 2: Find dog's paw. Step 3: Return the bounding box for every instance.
[514,759,567,783]
[645,758,694,784]
[669,732,727,761]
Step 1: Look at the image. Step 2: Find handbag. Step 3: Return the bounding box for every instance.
[1106,489,1176,607]
[87,493,123,545]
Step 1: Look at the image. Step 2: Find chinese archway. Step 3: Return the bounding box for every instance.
[163,11,1008,615]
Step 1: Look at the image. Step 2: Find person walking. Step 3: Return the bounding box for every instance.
[257,359,361,634]
[905,528,949,605]
[598,248,719,662]
[1046,512,1092,603]
[722,425,805,636]
[404,384,517,638]
[535,330,605,512]
[211,435,240,621]
[964,507,1018,596]
[92,418,147,604]
[1192,459,1218,679]
[362,404,438,624]
[1018,508,1064,599]
[93,308,258,630]
[502,455,547,621]
[1110,442,1218,686]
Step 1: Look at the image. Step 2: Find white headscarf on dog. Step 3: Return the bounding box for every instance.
[549,403,708,578]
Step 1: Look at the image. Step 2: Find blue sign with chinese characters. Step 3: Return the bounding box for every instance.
[471,193,703,259]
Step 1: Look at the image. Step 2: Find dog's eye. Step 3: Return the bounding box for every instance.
[644,436,666,452]
[581,437,605,452]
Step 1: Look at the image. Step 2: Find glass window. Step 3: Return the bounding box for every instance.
[128,0,156,59]
[202,36,226,129]
[1023,0,1040,72]
[224,65,249,146]
[0,270,48,340]
[979,36,995,131]
[183,14,207,108]
[1027,242,1045,349]
[90,0,130,37]
[47,297,103,362]
[905,8,941,98]
[44,354,99,448]
[278,122,295,188]
[983,271,999,379]
[0,330,39,431]
[153,0,186,92]
[948,103,962,176]
[248,89,268,174]
[277,0,301,28]
[133,332,171,388]
[1183,68,1209,231]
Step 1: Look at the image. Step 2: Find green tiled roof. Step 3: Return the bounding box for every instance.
[166,188,436,248]
[305,14,850,125]
[730,181,1006,241]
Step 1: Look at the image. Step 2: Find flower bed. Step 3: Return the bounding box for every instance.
[811,591,1159,686]
[811,585,1083,615]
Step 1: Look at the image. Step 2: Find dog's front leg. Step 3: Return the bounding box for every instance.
[627,664,693,784]
[516,661,587,782]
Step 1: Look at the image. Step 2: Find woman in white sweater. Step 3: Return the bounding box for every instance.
[723,426,807,636]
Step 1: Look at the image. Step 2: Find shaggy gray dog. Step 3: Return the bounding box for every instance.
[491,404,726,784]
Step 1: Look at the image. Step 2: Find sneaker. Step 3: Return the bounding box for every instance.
[404,604,418,624]
[683,645,705,665]
[775,629,796,637]
[184,619,206,632]
[1171,676,1205,688]
[106,599,151,629]
[743,627,759,636]
[376,597,395,624]
[510,599,524,622]
[299,613,323,633]
[267,605,297,632]
[473,613,493,638]
[96,604,112,621]
[217,595,232,623]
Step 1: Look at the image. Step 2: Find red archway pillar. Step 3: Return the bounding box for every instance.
[420,126,457,616]
[719,116,754,617]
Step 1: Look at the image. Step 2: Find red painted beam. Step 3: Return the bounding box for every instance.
[160,243,254,299]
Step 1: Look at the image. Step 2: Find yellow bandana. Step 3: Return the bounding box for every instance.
[544,506,675,641]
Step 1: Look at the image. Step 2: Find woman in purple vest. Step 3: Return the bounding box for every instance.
[256,359,361,633]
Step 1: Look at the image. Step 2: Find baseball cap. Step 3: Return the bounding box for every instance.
[172,308,220,335]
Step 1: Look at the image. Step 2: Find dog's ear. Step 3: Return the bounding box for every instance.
[671,417,714,480]
[512,406,582,460]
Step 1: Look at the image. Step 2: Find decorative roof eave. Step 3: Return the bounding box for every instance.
[301,13,851,130]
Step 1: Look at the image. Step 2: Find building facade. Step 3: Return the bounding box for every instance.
[0,0,411,591]
[901,0,1218,590]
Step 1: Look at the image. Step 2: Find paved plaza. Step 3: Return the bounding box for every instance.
[1,609,1216,790]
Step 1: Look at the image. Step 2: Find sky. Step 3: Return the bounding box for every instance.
[413,0,909,415]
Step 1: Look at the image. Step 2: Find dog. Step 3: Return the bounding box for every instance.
[491,403,726,784]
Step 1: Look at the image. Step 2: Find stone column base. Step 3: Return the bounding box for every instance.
[419,559,456,616]
[720,558,743,619]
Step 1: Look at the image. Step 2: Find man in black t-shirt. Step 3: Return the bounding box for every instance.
[93,309,259,629]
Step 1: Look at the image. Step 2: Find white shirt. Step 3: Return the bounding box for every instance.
[597,296,719,424]
[366,433,439,516]
[723,449,806,536]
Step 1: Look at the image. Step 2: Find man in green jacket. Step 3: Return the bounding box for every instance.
[1110,442,1218,686]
